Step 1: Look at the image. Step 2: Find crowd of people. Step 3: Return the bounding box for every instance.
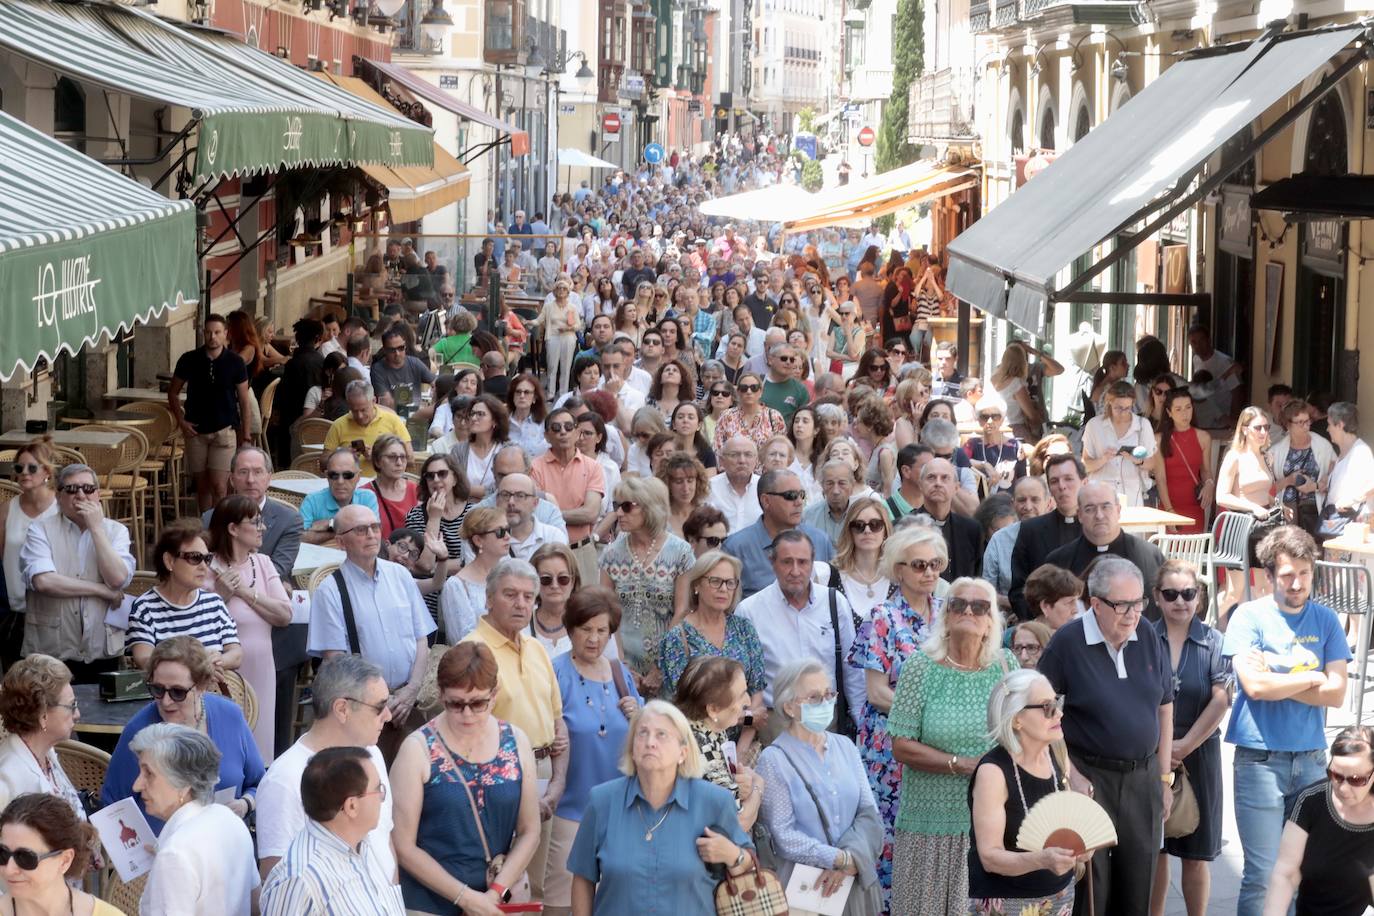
[0,138,1370,916]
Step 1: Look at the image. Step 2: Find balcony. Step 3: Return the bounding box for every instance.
[970,0,990,31]
[907,68,976,144]
[1020,0,1140,22]
[992,0,1019,27]
[848,65,893,101]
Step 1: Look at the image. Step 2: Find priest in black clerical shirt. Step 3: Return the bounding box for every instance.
[914,457,982,580]
[1044,481,1167,621]
[1008,453,1086,620]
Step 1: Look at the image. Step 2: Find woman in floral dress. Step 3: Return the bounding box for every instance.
[710,371,786,455]
[848,525,948,910]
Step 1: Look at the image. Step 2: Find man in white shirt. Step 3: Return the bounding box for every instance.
[318,314,343,359]
[735,529,865,743]
[500,473,568,560]
[601,346,647,415]
[1189,325,1241,429]
[256,655,398,882]
[707,437,762,532]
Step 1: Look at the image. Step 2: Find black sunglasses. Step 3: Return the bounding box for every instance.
[737,383,762,393]
[12,463,40,476]
[766,489,806,502]
[696,535,725,548]
[327,471,358,481]
[848,518,885,534]
[548,421,576,433]
[1022,695,1066,718]
[478,527,510,539]
[177,551,213,566]
[443,695,494,714]
[1159,587,1199,603]
[146,682,193,702]
[59,484,98,496]
[614,500,639,514]
[0,845,64,871]
[946,597,994,617]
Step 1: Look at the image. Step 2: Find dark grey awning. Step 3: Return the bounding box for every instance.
[1252,173,1374,220]
[946,25,1364,337]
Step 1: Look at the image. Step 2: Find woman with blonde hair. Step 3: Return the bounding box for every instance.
[439,506,513,643]
[893,372,933,448]
[888,577,1016,914]
[540,276,584,398]
[989,343,1038,441]
[829,495,894,625]
[1215,406,1278,613]
[599,476,694,695]
[0,436,57,668]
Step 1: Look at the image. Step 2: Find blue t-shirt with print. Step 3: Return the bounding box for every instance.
[1222,596,1351,751]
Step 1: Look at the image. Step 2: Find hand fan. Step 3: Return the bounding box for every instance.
[1016,791,1118,857]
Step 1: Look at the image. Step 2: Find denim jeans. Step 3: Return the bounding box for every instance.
[908,326,932,363]
[1232,746,1327,916]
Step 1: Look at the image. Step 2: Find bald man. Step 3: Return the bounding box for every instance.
[914,458,983,580]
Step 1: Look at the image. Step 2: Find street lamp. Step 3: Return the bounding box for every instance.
[536,46,595,80]
[418,0,454,55]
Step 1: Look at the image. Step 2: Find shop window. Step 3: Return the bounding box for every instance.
[54,77,85,153]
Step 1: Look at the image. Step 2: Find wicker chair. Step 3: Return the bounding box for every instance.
[296,418,333,449]
[50,445,86,470]
[266,495,300,520]
[290,453,322,475]
[54,740,110,798]
[217,670,259,732]
[120,402,185,518]
[308,563,340,593]
[266,487,305,510]
[256,378,281,452]
[271,471,320,481]
[124,571,159,598]
[74,425,150,565]
[0,480,21,509]
[100,871,147,914]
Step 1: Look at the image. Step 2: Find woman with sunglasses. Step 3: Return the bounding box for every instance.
[0,793,120,915]
[1215,407,1279,613]
[1149,560,1228,916]
[393,642,541,916]
[828,302,866,378]
[1153,389,1215,535]
[531,543,590,659]
[1145,373,1185,430]
[710,372,785,457]
[0,657,85,821]
[404,454,472,624]
[102,636,263,833]
[439,507,513,645]
[829,496,894,626]
[598,476,693,696]
[545,586,639,916]
[1264,725,1374,916]
[683,506,729,560]
[967,669,1083,916]
[206,495,292,761]
[889,578,1014,914]
[965,393,1027,497]
[848,525,948,905]
[0,438,57,668]
[127,520,243,677]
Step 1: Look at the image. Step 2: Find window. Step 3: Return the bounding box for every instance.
[53,77,86,153]
[1039,108,1055,150]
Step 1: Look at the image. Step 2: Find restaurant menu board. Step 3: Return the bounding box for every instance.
[91,797,156,881]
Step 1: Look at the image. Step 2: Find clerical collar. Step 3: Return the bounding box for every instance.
[1058,512,1077,524]
[1096,544,1110,553]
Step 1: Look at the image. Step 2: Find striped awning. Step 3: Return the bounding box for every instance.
[782,162,978,232]
[0,0,433,181]
[0,109,198,380]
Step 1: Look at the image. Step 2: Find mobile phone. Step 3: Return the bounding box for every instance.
[351,439,366,453]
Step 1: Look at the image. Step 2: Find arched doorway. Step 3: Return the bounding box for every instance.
[1039,107,1056,150]
[1293,90,1348,398]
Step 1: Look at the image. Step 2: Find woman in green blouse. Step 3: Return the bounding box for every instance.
[887,577,1016,916]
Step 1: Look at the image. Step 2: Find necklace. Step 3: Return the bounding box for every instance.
[943,655,980,672]
[846,564,883,599]
[576,662,611,738]
[636,799,672,842]
[19,735,51,779]
[1010,748,1064,816]
[627,533,664,571]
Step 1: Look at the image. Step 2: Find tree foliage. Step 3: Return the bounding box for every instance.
[797,106,816,133]
[876,0,925,175]
[801,158,824,192]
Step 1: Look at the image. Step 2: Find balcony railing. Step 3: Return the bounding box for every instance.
[848,64,893,101]
[1021,0,1139,22]
[907,68,976,143]
[992,0,1019,27]
[970,1,990,31]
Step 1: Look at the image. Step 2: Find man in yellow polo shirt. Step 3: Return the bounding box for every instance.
[462,556,566,901]
[322,379,411,474]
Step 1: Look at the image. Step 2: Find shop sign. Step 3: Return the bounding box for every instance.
[439,75,460,89]
[621,72,645,99]
[559,103,576,115]
[1303,218,1344,271]
[1217,187,1253,258]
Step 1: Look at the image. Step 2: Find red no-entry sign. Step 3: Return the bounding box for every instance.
[602,112,621,135]
[857,126,875,147]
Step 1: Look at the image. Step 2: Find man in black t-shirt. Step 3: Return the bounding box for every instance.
[169,313,253,512]
[272,318,326,469]
[620,248,657,300]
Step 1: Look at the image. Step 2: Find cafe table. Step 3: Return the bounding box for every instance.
[1119,506,1198,537]
[104,387,181,404]
[1321,526,1374,560]
[292,542,346,581]
[0,428,130,450]
[72,682,147,737]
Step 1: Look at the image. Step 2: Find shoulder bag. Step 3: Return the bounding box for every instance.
[714,849,789,916]
[827,589,857,740]
[1163,765,1200,838]
[331,569,360,654]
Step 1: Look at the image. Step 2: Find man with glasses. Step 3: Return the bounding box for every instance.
[369,327,435,417]
[323,380,411,475]
[462,556,566,901]
[256,655,397,883]
[707,436,763,533]
[760,343,808,426]
[21,463,135,683]
[1037,556,1174,916]
[308,503,433,763]
[261,746,403,914]
[169,312,255,512]
[1223,526,1349,916]
[531,409,605,586]
[498,472,568,560]
[301,449,380,546]
[724,468,834,599]
[745,328,787,378]
[913,458,982,581]
[736,529,863,745]
[635,330,666,382]
[1044,481,1165,620]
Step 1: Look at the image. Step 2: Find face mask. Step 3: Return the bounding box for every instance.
[799,698,835,733]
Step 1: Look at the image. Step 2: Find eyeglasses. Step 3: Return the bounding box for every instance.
[1250,424,1272,433]
[59,484,98,496]
[382,452,408,462]
[848,518,885,534]
[1012,644,1044,657]
[895,558,946,575]
[514,388,536,398]
[496,490,535,502]
[383,345,406,355]
[1327,768,1374,788]
[776,355,798,363]
[736,383,762,393]
[326,471,358,481]
[642,339,663,347]
[614,500,639,514]
[338,522,382,537]
[51,699,79,714]
[696,535,725,548]
[146,682,193,702]
[548,421,576,434]
[711,389,733,398]
[478,527,510,539]
[1022,695,1066,717]
[946,597,994,617]
[1098,596,1147,615]
[354,783,389,803]
[887,347,910,356]
[12,463,40,476]
[178,551,213,566]
[1159,587,1199,603]
[0,845,65,871]
[539,573,573,587]
[423,469,451,480]
[345,696,390,715]
[870,362,889,372]
[799,690,838,704]
[704,576,739,591]
[766,489,806,502]
[979,413,1004,423]
[443,695,494,714]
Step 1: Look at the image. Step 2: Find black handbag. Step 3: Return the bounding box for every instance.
[1318,503,1358,540]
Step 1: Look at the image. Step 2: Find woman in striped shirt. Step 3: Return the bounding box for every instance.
[127,519,242,678]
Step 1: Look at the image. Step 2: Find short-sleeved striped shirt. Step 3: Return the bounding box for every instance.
[127,587,240,651]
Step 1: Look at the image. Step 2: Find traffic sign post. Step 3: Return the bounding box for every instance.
[644,142,665,165]
[857,126,875,147]
[602,112,621,135]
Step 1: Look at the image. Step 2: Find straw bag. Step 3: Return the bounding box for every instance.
[714,850,788,916]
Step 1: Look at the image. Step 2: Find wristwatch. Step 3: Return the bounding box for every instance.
[1161,772,1175,787]
[489,882,511,903]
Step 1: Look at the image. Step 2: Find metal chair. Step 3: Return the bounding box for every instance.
[1312,560,1374,721]
[1211,511,1256,608]
[1149,532,1217,623]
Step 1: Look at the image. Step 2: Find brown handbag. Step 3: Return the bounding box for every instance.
[714,849,789,916]
[1163,766,1201,839]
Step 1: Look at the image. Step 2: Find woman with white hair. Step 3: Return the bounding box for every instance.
[757,659,884,915]
[132,722,259,915]
[964,393,1027,496]
[887,577,1017,915]
[848,524,949,907]
[568,700,755,915]
[599,476,693,695]
[967,669,1083,914]
[540,275,584,398]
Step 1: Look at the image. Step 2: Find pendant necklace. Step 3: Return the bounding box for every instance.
[577,663,611,737]
[637,800,672,842]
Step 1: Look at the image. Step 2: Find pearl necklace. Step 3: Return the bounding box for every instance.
[627,533,664,571]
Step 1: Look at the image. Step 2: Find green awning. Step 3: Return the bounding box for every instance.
[0,109,198,380]
[0,0,433,182]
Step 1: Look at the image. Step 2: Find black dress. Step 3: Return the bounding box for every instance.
[1155,615,1230,861]
[967,744,1076,901]
[1290,780,1374,915]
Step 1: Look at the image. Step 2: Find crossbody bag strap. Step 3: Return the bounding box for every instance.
[827,588,847,722]
[332,569,360,655]
[433,729,495,866]
[775,746,834,845]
